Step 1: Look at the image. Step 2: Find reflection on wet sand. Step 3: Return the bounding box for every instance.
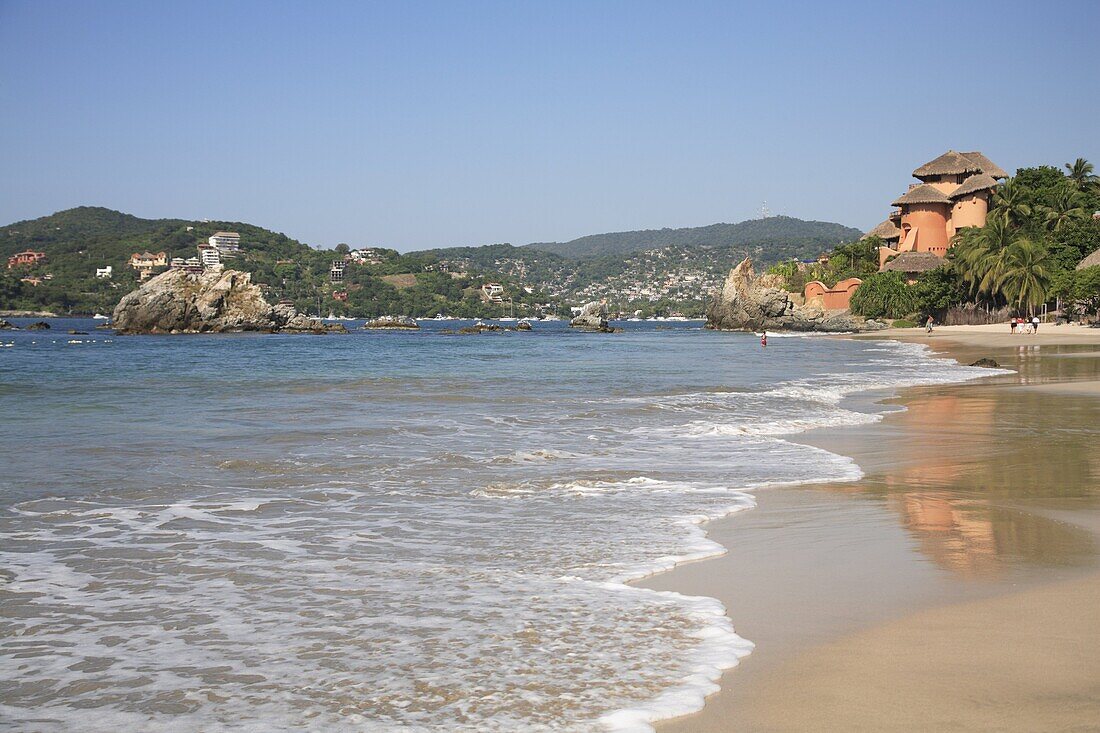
[822,345,1100,579]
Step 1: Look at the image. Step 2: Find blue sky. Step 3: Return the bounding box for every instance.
[1,0,1097,251]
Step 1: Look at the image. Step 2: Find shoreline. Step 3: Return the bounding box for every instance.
[643,324,1100,732]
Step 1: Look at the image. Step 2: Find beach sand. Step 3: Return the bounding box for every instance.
[645,323,1100,732]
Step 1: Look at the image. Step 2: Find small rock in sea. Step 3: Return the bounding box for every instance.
[364,315,419,330]
[970,358,1001,368]
[0,318,17,330]
[26,321,51,330]
[516,319,533,331]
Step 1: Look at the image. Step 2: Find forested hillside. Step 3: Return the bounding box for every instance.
[526,216,862,259]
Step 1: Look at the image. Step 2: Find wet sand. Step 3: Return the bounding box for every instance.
[645,324,1100,732]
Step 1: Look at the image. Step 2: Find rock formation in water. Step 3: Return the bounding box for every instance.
[569,302,620,332]
[26,321,51,330]
[0,319,16,330]
[364,315,420,329]
[706,258,887,333]
[112,269,346,335]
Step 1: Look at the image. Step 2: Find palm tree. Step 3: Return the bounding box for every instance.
[995,237,1051,312]
[953,217,1014,301]
[1039,185,1088,231]
[990,178,1033,227]
[1065,158,1098,190]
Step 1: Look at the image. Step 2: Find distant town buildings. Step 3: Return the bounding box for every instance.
[208,232,241,258]
[95,266,113,278]
[7,250,46,269]
[869,151,1007,270]
[348,248,386,265]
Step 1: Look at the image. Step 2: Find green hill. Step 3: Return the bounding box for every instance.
[1,207,866,318]
[0,207,551,318]
[526,216,863,260]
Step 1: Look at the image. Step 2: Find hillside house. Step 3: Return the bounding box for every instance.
[198,243,221,269]
[95,266,112,278]
[129,251,167,279]
[208,232,241,257]
[481,283,505,303]
[7,250,46,269]
[330,260,346,283]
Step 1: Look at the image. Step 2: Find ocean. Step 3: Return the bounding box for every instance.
[0,319,992,731]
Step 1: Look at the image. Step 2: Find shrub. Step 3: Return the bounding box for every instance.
[891,319,919,328]
[849,271,918,319]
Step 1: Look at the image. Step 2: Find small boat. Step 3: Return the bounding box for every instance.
[92,313,109,320]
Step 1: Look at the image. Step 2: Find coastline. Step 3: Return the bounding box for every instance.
[643,324,1100,732]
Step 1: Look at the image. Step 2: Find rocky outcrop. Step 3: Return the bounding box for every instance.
[26,321,51,330]
[706,259,887,333]
[969,358,1001,368]
[364,315,420,330]
[516,319,532,331]
[569,302,620,332]
[0,319,16,330]
[112,269,345,334]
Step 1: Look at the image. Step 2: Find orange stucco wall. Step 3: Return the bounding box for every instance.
[804,277,862,310]
[900,204,951,256]
[951,193,989,230]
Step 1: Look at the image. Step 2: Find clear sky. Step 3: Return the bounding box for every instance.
[2,0,1097,252]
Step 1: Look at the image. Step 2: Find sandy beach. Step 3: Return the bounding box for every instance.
[646,323,1100,732]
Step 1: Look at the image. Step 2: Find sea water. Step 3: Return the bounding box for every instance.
[0,320,993,731]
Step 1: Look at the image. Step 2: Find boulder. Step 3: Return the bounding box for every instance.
[364,315,420,330]
[112,269,343,334]
[969,358,1001,368]
[570,302,617,332]
[706,258,884,333]
[0,319,17,330]
[26,321,50,330]
[458,322,503,334]
[516,319,533,331]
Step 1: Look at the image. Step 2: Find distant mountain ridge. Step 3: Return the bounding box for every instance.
[525,216,863,260]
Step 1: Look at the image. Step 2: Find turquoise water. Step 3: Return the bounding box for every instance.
[0,319,990,731]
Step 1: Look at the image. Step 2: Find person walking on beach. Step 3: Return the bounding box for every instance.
[1010,318,1017,335]
[1032,315,1040,334]
[925,315,934,333]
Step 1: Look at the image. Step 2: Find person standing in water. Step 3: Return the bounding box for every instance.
[761,330,767,348]
[1010,318,1017,334]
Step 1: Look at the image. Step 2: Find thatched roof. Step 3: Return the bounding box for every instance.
[882,251,945,273]
[913,151,984,178]
[892,184,954,206]
[959,151,1008,179]
[951,173,1000,198]
[863,219,901,240]
[1077,247,1100,271]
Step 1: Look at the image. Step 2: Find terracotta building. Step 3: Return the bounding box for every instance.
[867,151,1007,269]
[7,250,47,269]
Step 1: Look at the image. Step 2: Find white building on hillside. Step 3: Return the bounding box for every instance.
[95,266,112,278]
[198,243,222,268]
[208,231,241,258]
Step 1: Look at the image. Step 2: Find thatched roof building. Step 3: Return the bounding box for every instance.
[882,251,945,274]
[913,150,1007,180]
[891,184,954,206]
[958,151,1008,179]
[864,219,902,241]
[1077,248,1100,271]
[951,173,1000,198]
